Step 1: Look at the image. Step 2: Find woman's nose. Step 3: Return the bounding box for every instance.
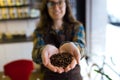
[53,4,60,10]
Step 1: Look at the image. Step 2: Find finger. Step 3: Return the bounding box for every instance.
[76,55,80,65]
[42,52,49,66]
[65,58,77,72]
[56,67,64,73]
[59,47,63,53]
[59,48,65,53]
[70,58,77,69]
[59,48,71,54]
[46,63,57,72]
[74,49,81,65]
[55,49,59,54]
[59,45,69,53]
[64,65,71,72]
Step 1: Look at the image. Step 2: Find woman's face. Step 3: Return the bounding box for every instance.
[47,0,66,21]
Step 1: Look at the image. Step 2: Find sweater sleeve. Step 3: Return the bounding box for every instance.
[73,24,86,59]
[32,31,45,64]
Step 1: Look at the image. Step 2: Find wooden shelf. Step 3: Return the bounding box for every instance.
[0,17,39,21]
[0,4,31,8]
[0,37,33,44]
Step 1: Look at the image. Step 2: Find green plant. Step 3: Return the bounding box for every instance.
[94,69,112,80]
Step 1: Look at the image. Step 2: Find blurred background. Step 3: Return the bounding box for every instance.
[0,0,120,80]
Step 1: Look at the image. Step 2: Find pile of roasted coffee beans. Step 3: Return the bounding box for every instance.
[50,52,73,68]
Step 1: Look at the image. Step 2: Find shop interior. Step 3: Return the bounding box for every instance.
[0,0,120,80]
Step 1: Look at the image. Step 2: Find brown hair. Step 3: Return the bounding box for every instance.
[36,0,81,33]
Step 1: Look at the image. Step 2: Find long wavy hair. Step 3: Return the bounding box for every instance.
[36,0,81,33]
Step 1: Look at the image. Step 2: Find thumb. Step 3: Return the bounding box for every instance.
[41,52,48,66]
[76,56,80,65]
[74,50,81,65]
[59,47,65,53]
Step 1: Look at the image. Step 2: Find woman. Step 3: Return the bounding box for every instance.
[32,0,86,80]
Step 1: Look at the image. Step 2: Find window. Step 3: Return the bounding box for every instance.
[107,0,120,26]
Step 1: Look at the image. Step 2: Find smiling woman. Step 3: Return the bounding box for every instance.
[32,0,86,80]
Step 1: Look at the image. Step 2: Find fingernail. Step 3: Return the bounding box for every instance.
[53,69,57,72]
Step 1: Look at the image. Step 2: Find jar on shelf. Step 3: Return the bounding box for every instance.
[9,7,17,19]
[7,0,16,6]
[30,9,40,18]
[23,0,30,5]
[0,0,8,6]
[17,7,23,18]
[23,7,30,18]
[16,0,24,6]
[2,8,9,19]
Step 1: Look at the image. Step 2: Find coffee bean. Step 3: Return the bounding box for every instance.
[50,52,73,68]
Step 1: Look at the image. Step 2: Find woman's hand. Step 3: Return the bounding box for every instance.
[59,42,81,72]
[41,44,64,73]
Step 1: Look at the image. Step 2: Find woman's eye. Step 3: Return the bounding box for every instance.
[59,1,62,5]
[51,2,54,6]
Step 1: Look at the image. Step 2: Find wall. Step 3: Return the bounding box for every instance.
[0,19,38,37]
[86,0,107,55]
[0,19,38,71]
